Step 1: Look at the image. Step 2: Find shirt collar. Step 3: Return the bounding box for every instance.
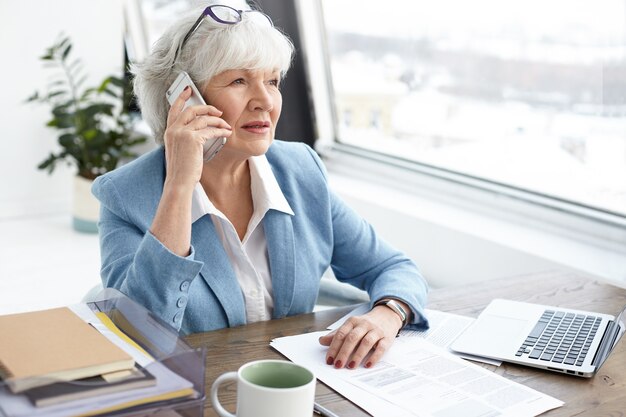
[191,155,294,224]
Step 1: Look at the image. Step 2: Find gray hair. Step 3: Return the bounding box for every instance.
[131,1,295,143]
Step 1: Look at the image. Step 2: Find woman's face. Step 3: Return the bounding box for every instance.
[202,68,282,159]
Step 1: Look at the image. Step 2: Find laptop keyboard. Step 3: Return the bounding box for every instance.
[516,310,602,367]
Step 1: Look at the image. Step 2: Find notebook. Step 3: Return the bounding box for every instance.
[449,299,626,377]
[0,307,134,392]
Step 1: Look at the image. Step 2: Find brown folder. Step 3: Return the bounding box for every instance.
[0,307,134,393]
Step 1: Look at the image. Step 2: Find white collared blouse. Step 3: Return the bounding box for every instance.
[190,155,294,322]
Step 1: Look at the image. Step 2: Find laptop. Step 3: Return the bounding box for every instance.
[449,299,626,377]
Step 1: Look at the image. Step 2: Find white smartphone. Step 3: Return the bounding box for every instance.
[166,71,227,161]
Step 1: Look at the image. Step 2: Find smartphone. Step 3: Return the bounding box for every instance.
[166,71,227,161]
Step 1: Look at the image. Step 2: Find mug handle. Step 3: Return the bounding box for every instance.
[211,371,238,417]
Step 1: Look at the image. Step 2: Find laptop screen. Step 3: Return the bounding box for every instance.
[593,306,626,368]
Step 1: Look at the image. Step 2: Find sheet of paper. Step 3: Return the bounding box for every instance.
[329,305,502,366]
[271,331,563,417]
[272,331,414,417]
[400,309,474,346]
[327,303,368,330]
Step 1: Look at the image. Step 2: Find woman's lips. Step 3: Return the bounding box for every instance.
[241,121,270,134]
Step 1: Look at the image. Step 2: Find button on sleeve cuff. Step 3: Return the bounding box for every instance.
[121,231,205,330]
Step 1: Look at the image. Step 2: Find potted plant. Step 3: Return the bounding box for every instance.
[26,34,147,233]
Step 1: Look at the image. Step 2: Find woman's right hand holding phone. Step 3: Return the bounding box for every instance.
[150,87,232,257]
[163,86,232,191]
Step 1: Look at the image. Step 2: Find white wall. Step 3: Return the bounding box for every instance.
[328,174,559,289]
[0,1,124,220]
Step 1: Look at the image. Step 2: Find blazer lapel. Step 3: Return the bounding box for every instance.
[264,210,296,318]
[191,215,246,327]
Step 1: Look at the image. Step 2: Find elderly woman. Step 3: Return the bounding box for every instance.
[92,0,428,370]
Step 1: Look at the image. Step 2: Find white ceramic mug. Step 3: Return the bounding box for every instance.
[211,359,316,417]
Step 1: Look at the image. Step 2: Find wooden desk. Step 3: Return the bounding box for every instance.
[185,271,626,417]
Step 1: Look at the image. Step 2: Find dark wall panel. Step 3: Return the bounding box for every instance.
[254,0,316,146]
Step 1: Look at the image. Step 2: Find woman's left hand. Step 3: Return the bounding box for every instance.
[318,305,404,369]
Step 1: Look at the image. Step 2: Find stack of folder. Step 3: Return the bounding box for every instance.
[0,291,205,417]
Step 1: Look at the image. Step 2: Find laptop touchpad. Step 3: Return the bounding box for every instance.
[453,314,530,357]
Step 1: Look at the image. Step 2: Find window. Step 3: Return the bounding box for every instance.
[319,0,626,217]
[123,0,193,63]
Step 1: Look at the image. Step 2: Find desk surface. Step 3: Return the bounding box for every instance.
[185,270,626,417]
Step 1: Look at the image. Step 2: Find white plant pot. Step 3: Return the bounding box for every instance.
[72,176,99,233]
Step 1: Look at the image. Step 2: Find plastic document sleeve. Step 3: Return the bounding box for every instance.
[0,288,206,417]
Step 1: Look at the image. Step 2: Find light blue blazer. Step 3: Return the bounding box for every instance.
[92,140,429,334]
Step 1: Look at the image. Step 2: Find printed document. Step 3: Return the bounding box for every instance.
[329,306,474,347]
[271,331,563,417]
[330,305,501,366]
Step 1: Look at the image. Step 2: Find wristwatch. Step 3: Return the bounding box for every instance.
[373,298,409,327]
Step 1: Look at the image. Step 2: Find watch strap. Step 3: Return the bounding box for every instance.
[373,298,409,327]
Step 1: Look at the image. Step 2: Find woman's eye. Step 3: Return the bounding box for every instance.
[232,78,245,85]
[269,79,280,87]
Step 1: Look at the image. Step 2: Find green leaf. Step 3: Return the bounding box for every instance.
[62,43,72,60]
[108,76,125,87]
[97,77,112,93]
[57,36,70,51]
[131,136,148,146]
[37,156,51,170]
[46,90,66,99]
[102,88,119,98]
[58,133,77,147]
[83,103,114,118]
[81,87,97,100]
[48,79,66,87]
[37,153,58,174]
[51,106,69,118]
[83,129,98,140]
[24,91,40,102]
[49,114,74,128]
[54,101,73,112]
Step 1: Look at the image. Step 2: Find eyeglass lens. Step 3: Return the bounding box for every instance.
[209,5,273,27]
[209,5,241,24]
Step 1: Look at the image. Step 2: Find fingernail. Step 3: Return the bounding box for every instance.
[183,86,190,91]
[365,361,372,368]
[334,360,342,369]
[348,361,356,369]
[326,356,334,365]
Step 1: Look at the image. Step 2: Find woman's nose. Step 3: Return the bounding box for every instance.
[249,84,274,112]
